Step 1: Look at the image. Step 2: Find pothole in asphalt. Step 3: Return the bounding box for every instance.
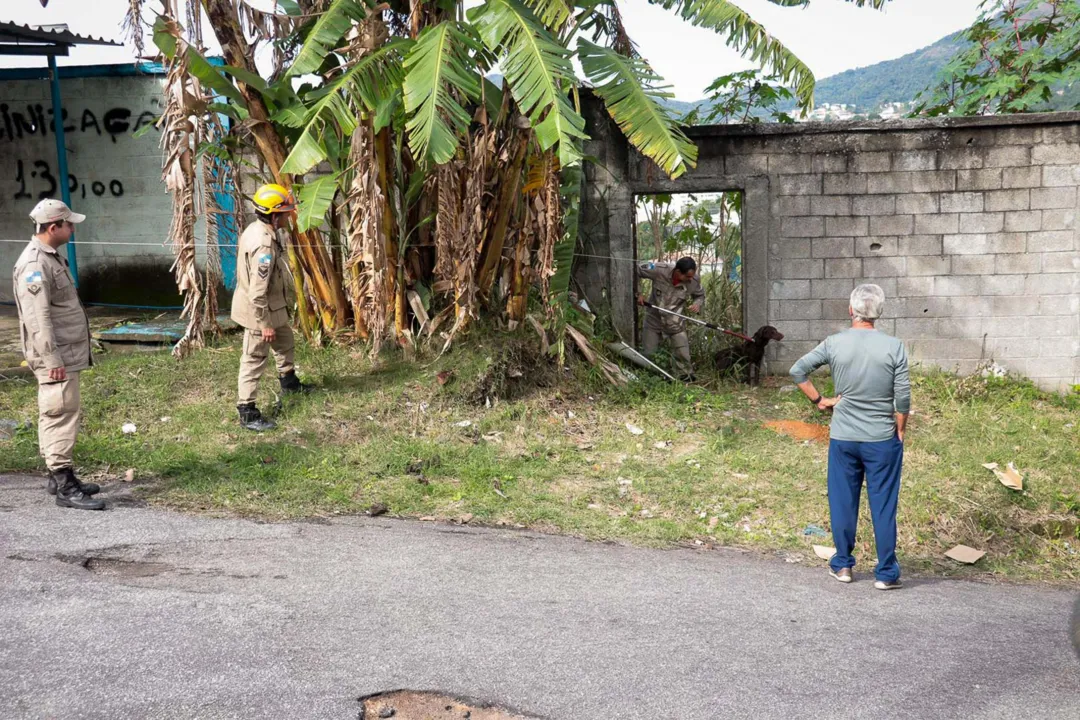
[56,555,174,578]
[359,691,539,719]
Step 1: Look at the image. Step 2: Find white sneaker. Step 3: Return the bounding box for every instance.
[874,579,902,591]
[829,568,853,583]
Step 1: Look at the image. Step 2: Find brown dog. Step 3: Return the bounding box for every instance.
[714,326,785,386]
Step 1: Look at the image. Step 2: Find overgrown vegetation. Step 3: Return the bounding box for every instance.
[2,337,1077,583]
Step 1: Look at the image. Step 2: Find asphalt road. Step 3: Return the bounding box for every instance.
[1,472,1077,719]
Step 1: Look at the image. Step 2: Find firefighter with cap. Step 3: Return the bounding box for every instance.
[232,183,313,431]
[13,199,103,510]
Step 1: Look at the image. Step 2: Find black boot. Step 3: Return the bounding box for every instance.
[238,402,276,432]
[279,369,314,395]
[47,469,100,496]
[54,468,105,511]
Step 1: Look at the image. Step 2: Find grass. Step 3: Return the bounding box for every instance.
[1,329,1078,584]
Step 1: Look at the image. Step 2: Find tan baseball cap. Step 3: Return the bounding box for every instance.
[29,199,86,225]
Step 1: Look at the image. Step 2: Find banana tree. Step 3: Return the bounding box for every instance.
[137,0,890,357]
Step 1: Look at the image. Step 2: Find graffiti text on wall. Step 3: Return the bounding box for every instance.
[0,104,159,144]
[13,159,124,201]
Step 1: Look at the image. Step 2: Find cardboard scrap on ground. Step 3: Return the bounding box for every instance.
[812,545,835,561]
[945,545,986,564]
[982,462,1023,491]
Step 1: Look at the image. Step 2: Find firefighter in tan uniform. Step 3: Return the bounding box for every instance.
[14,199,103,510]
[637,256,705,381]
[232,183,313,431]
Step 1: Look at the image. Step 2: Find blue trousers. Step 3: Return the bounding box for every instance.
[827,437,904,582]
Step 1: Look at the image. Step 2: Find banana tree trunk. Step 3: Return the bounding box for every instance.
[477,130,528,296]
[201,0,349,337]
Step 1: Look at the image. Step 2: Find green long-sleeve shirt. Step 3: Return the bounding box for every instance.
[790,328,911,443]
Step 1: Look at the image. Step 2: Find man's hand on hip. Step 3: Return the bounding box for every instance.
[262,327,276,342]
[689,302,702,314]
[48,367,67,382]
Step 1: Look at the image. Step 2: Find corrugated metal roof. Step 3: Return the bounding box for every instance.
[0,21,121,48]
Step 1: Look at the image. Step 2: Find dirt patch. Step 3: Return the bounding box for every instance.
[763,420,830,444]
[360,690,538,719]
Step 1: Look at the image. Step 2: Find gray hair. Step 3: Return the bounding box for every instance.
[850,284,885,322]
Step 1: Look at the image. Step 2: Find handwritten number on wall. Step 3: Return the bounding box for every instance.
[12,159,123,201]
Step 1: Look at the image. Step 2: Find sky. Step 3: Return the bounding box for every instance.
[3,0,985,100]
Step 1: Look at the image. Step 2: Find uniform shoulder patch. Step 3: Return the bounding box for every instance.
[24,269,44,295]
[256,252,272,279]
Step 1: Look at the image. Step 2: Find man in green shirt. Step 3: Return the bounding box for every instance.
[790,284,910,590]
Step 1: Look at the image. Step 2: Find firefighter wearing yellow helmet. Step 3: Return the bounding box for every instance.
[230,183,313,431]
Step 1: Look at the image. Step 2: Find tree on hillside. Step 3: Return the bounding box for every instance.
[914,0,1080,116]
[127,0,890,361]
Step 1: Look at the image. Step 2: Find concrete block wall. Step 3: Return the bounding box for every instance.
[0,68,181,305]
[580,93,1080,391]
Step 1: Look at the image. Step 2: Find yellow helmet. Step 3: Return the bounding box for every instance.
[253,183,296,215]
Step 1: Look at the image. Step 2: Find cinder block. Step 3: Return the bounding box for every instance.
[911,171,957,193]
[1002,166,1042,189]
[983,318,1033,339]
[822,298,852,319]
[823,258,862,278]
[991,296,1040,317]
[856,236,899,257]
[915,213,960,235]
[951,255,996,275]
[870,215,915,236]
[823,173,868,195]
[896,193,939,215]
[985,146,1031,167]
[852,195,896,216]
[1032,144,1080,165]
[1027,316,1079,338]
[940,192,985,213]
[1028,358,1076,379]
[854,277,898,296]
[1029,230,1076,252]
[768,153,813,175]
[1040,252,1080,274]
[936,317,984,338]
[782,216,825,238]
[995,126,1042,145]
[808,319,851,338]
[726,154,770,175]
[851,152,892,173]
[862,256,906,277]
[939,149,985,171]
[934,276,980,296]
[897,276,934,296]
[1042,165,1080,187]
[913,339,987,360]
[811,237,855,258]
[908,255,951,275]
[1039,337,1080,357]
[944,234,989,255]
[812,154,849,174]
[899,235,943,256]
[948,296,994,317]
[893,151,938,172]
[984,189,1030,212]
[772,280,812,300]
[1040,295,1080,315]
[959,212,1005,234]
[774,320,812,341]
[812,278,856,299]
[1041,208,1077,231]
[981,274,1026,296]
[779,299,823,320]
[1004,210,1042,233]
[1026,273,1079,295]
[895,318,937,338]
[1043,126,1080,144]
[782,259,825,279]
[778,174,823,196]
[988,232,1028,254]
[825,216,869,236]
[867,172,914,195]
[779,196,811,217]
[771,239,812,258]
[996,253,1039,274]
[1031,187,1077,209]
[811,195,854,216]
